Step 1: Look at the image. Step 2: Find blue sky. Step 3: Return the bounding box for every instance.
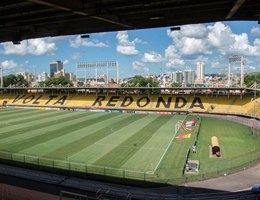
[0,21,260,78]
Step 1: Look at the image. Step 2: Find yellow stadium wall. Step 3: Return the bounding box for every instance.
[0,93,259,118]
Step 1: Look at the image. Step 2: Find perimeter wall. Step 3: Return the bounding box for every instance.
[0,93,259,119]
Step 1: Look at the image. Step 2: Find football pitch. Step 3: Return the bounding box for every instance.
[0,108,259,184]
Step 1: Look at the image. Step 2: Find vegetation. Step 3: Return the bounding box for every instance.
[39,76,73,87]
[244,72,260,87]
[3,74,29,87]
[171,82,182,87]
[121,75,159,87]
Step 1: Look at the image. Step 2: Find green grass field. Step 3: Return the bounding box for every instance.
[0,108,259,184]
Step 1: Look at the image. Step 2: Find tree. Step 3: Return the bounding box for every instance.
[121,75,159,87]
[3,74,29,87]
[16,74,30,87]
[244,73,260,88]
[121,75,160,94]
[39,76,73,87]
[171,82,182,87]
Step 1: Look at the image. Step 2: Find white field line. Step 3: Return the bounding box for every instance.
[146,130,177,174]
[147,116,188,174]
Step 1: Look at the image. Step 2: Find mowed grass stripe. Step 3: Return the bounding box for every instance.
[0,110,68,127]
[93,115,172,168]
[0,108,35,115]
[46,114,146,159]
[0,111,77,138]
[21,113,129,156]
[0,112,104,148]
[0,108,31,115]
[122,116,176,171]
[2,113,120,152]
[0,109,39,121]
[69,114,158,163]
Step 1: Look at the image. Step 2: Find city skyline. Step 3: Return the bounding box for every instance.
[0,21,259,78]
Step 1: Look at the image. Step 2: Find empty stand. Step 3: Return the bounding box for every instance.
[0,93,259,119]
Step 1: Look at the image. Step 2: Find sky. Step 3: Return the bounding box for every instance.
[0,21,260,78]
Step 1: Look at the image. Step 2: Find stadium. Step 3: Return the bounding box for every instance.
[0,86,260,199]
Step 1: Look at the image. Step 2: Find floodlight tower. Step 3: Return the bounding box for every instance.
[76,61,120,87]
[228,56,244,87]
[0,67,3,88]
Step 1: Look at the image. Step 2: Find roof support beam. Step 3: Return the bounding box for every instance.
[226,0,247,19]
[28,0,132,28]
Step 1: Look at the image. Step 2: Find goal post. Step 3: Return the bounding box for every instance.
[175,120,183,134]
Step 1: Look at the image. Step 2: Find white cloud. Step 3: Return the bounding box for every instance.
[47,35,73,42]
[246,65,256,71]
[63,59,69,65]
[165,22,260,71]
[167,24,211,58]
[251,27,260,35]
[142,51,164,63]
[0,60,18,70]
[207,22,235,49]
[116,31,140,55]
[71,53,81,60]
[132,61,149,73]
[180,37,211,56]
[211,60,226,69]
[70,36,109,48]
[165,45,185,68]
[179,24,208,39]
[207,22,260,56]
[0,38,56,55]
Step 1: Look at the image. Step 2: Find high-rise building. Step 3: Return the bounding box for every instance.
[183,69,195,86]
[50,61,63,77]
[0,67,3,87]
[38,72,48,82]
[54,69,66,78]
[196,62,204,84]
[171,71,183,83]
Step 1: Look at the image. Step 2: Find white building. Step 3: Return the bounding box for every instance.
[38,72,48,82]
[183,69,195,86]
[171,71,183,83]
[196,62,205,84]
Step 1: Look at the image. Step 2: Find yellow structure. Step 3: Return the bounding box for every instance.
[0,93,259,119]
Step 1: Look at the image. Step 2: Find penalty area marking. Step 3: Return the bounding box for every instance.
[147,116,187,174]
[146,129,178,174]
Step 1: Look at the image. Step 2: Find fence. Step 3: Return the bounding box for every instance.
[161,149,260,185]
[195,113,260,132]
[182,116,201,175]
[0,148,259,185]
[0,151,156,182]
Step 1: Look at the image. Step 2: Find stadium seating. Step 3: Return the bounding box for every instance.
[0,93,259,119]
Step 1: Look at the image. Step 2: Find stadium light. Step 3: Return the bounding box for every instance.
[170,27,181,31]
[80,34,90,39]
[12,40,21,45]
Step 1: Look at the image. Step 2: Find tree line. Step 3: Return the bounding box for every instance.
[2,74,72,87]
[1,73,259,88]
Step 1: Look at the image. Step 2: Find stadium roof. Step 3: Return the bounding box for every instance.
[0,0,260,43]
